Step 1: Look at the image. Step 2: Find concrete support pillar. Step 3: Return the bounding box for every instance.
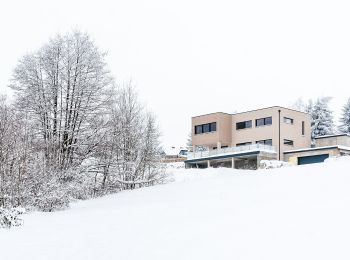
[207,160,211,168]
[257,155,261,169]
[231,157,235,169]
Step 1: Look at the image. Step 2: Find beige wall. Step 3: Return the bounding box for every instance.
[232,107,279,151]
[191,106,311,160]
[232,107,311,160]
[278,107,311,160]
[192,112,232,149]
[315,135,350,147]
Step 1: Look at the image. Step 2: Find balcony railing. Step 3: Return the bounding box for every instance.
[187,144,276,160]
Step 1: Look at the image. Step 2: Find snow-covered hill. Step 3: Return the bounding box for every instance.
[2,158,350,260]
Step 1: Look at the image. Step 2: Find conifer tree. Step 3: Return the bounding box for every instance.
[310,97,335,139]
[339,98,350,134]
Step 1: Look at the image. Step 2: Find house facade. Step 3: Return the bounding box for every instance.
[186,106,311,169]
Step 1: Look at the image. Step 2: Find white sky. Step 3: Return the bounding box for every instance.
[1,0,350,147]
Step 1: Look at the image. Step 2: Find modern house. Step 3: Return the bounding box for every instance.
[185,106,311,169]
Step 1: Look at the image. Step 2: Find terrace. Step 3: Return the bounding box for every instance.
[185,144,277,169]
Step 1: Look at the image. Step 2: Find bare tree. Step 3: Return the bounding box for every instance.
[10,31,113,171]
[88,83,165,192]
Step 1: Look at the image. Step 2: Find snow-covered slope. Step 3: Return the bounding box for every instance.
[2,158,350,260]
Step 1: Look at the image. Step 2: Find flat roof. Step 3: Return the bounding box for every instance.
[315,134,350,139]
[284,145,350,154]
[192,106,309,118]
[192,112,231,119]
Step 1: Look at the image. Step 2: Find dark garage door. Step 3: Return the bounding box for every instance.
[298,154,329,165]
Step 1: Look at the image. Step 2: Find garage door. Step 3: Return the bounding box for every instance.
[297,154,329,165]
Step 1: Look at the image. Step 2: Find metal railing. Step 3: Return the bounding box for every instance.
[187,144,276,160]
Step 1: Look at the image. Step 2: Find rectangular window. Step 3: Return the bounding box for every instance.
[302,121,305,135]
[210,122,216,132]
[194,122,217,135]
[236,142,252,147]
[265,117,272,125]
[256,139,272,146]
[283,117,294,124]
[255,117,272,127]
[255,118,265,127]
[195,125,202,134]
[236,120,252,130]
[203,123,210,133]
[284,139,294,146]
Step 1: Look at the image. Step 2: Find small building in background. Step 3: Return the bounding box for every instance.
[161,146,188,163]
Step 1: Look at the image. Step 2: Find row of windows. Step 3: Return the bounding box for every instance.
[194,122,217,134]
[236,139,294,146]
[236,117,272,130]
[213,145,228,150]
[236,139,272,146]
[195,117,305,136]
[236,116,306,136]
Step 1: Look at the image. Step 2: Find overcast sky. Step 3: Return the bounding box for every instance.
[1,0,349,147]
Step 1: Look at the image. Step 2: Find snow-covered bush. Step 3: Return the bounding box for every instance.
[260,160,293,169]
[0,207,25,228]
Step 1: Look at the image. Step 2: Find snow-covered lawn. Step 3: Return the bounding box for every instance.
[2,158,350,260]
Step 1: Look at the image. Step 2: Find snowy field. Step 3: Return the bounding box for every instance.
[2,158,350,260]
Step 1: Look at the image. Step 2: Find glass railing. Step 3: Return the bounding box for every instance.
[187,144,276,160]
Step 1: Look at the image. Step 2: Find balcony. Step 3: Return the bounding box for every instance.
[187,144,276,161]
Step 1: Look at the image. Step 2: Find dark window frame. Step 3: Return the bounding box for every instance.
[236,142,252,147]
[302,121,305,135]
[195,125,202,134]
[283,117,294,124]
[256,139,273,146]
[203,123,210,133]
[194,122,217,135]
[255,117,272,127]
[236,120,252,130]
[210,122,216,132]
[284,139,294,146]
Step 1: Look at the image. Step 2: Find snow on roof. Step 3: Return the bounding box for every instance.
[284,145,350,154]
[315,134,350,139]
[163,146,188,156]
